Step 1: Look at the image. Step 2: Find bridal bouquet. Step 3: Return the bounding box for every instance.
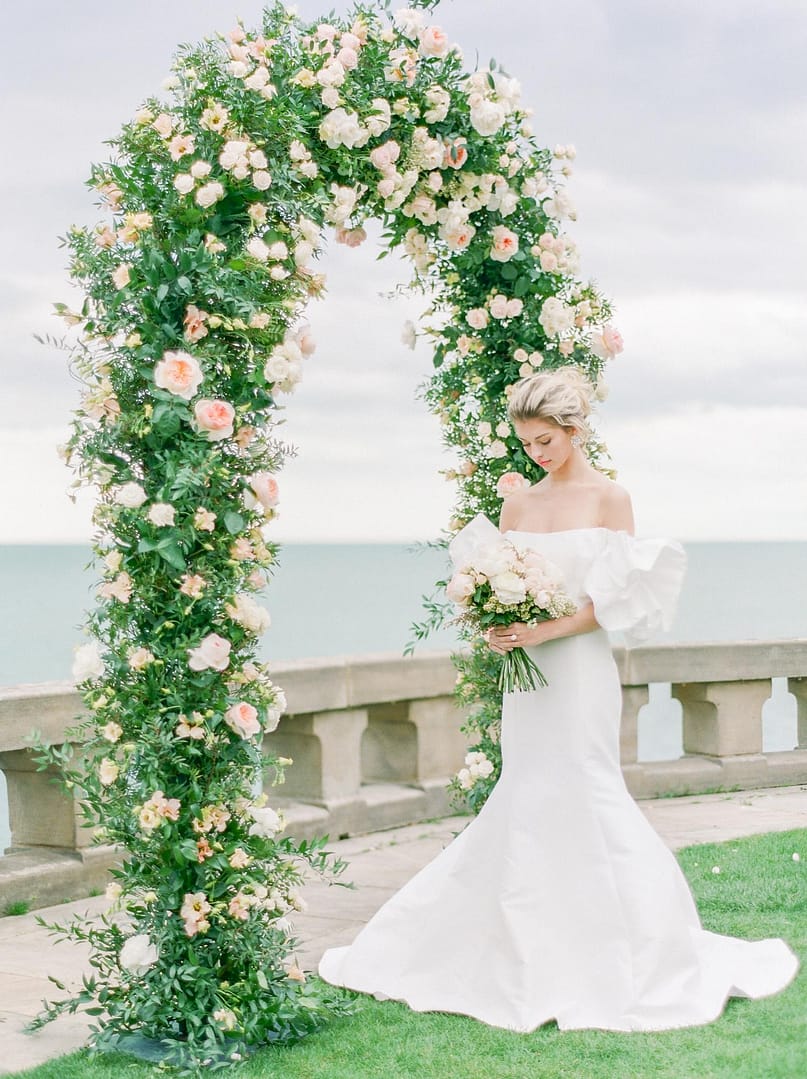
[447,514,578,693]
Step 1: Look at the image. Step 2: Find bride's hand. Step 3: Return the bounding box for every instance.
[487,621,554,653]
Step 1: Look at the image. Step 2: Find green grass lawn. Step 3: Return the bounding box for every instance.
[10,828,806,1079]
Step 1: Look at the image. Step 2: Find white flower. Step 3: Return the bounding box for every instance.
[538,296,575,338]
[173,173,195,195]
[424,85,450,123]
[246,237,270,261]
[72,640,105,682]
[147,502,175,527]
[99,758,119,786]
[401,320,417,349]
[119,934,159,976]
[490,570,527,605]
[248,805,285,839]
[195,181,225,208]
[394,8,425,37]
[365,97,392,137]
[114,481,147,508]
[469,99,507,137]
[225,593,271,635]
[543,188,576,221]
[318,107,369,150]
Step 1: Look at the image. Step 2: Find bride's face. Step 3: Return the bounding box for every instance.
[513,417,575,472]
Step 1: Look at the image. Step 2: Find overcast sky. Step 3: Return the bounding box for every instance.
[1,0,805,543]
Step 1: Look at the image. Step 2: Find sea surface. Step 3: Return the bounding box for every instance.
[1,541,805,853]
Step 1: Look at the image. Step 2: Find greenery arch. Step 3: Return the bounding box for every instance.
[41,0,622,1067]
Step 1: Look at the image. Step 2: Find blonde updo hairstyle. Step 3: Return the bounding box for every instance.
[506,366,596,445]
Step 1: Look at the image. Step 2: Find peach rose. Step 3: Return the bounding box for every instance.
[443,138,468,170]
[224,701,262,739]
[183,305,209,343]
[419,25,449,58]
[248,472,280,510]
[152,113,173,138]
[490,225,519,262]
[335,226,367,247]
[193,399,235,441]
[187,632,231,672]
[154,350,204,400]
[496,471,530,499]
[466,308,488,330]
[111,264,131,290]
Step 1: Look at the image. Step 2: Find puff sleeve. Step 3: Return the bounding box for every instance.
[448,512,503,568]
[583,531,687,646]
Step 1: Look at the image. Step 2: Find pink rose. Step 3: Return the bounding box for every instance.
[496,472,530,499]
[446,571,476,603]
[466,308,488,330]
[419,25,449,58]
[370,141,400,171]
[590,323,624,359]
[187,632,231,672]
[193,399,235,440]
[154,350,204,400]
[248,471,280,510]
[506,298,524,318]
[377,176,397,198]
[489,294,509,319]
[224,701,262,739]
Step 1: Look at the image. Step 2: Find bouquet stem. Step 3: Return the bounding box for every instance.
[498,646,548,694]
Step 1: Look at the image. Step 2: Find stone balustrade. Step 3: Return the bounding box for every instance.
[1,639,806,912]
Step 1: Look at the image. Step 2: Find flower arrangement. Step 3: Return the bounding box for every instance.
[446,516,577,692]
[39,0,622,1067]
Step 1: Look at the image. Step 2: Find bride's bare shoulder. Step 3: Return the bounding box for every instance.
[596,476,634,531]
[497,485,538,531]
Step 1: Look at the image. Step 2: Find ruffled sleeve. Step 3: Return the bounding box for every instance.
[448,512,503,568]
[583,531,687,646]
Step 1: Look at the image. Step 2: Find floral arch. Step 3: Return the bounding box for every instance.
[44,0,622,1067]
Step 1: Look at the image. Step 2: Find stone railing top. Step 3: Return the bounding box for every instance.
[1,639,806,754]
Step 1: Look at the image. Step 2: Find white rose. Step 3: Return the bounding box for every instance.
[114,482,148,508]
[539,296,575,337]
[72,640,105,682]
[246,237,270,261]
[469,99,507,137]
[248,805,285,839]
[119,934,159,976]
[195,181,225,208]
[173,174,195,195]
[147,502,175,527]
[490,570,528,605]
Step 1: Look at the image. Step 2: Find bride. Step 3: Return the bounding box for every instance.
[318,367,799,1032]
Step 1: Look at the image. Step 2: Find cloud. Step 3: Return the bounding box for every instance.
[599,403,807,539]
[2,0,805,541]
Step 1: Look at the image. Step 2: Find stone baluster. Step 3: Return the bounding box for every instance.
[263,708,368,806]
[619,685,648,765]
[361,697,470,788]
[787,677,807,749]
[672,678,770,783]
[0,747,92,853]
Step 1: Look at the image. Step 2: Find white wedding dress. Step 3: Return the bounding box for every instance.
[318,518,799,1032]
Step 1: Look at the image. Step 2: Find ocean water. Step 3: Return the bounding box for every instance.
[1,541,805,852]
